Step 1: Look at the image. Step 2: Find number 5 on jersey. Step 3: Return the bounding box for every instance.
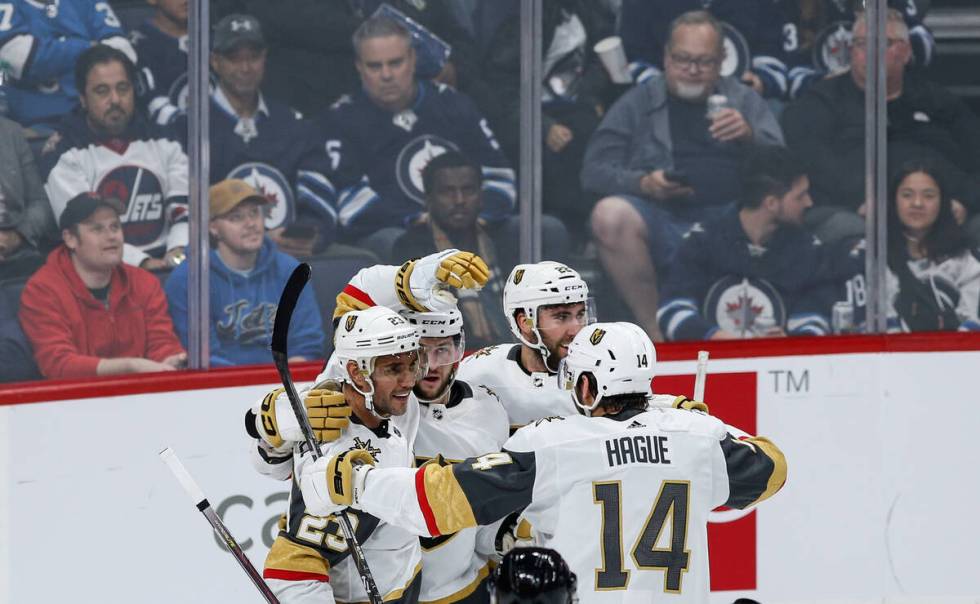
[593,480,691,593]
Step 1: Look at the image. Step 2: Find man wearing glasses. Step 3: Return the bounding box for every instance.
[583,10,783,341]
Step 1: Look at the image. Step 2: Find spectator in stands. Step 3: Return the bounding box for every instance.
[618,0,792,99]
[174,13,334,259]
[0,0,136,129]
[19,192,186,378]
[584,11,784,341]
[0,286,40,383]
[164,179,323,367]
[782,9,980,245]
[658,145,835,341]
[212,0,488,119]
[784,0,935,99]
[835,160,980,333]
[0,115,55,278]
[307,14,516,260]
[393,151,517,349]
[478,0,616,241]
[41,45,189,271]
[130,0,190,126]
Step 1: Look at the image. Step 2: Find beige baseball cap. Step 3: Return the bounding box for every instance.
[209,179,269,218]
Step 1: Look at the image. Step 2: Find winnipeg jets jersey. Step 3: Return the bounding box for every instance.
[0,0,135,126]
[352,406,786,604]
[264,405,422,604]
[130,19,188,126]
[414,380,509,603]
[456,344,577,432]
[41,112,189,267]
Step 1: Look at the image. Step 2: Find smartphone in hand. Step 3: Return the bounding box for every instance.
[663,169,690,186]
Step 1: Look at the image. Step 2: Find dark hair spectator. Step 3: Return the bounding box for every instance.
[42,44,190,271]
[657,145,837,341]
[0,0,135,128]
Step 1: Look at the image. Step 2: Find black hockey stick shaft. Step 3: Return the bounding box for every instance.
[272,264,384,604]
[160,448,280,604]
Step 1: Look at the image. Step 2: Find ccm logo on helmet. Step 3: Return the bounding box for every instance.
[420,319,449,325]
[590,328,606,345]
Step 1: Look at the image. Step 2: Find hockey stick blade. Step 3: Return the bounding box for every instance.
[271,264,384,604]
[160,448,281,604]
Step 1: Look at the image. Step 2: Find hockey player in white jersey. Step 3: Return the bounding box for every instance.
[260,306,427,604]
[307,321,788,604]
[402,307,509,603]
[457,261,595,432]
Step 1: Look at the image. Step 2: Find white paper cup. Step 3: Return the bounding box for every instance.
[594,36,631,84]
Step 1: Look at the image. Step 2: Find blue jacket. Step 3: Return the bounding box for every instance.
[165,238,323,367]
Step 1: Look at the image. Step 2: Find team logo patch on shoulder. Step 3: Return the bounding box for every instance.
[351,437,382,461]
[513,269,525,285]
[472,345,498,358]
[589,328,606,345]
[345,315,358,332]
[478,384,500,402]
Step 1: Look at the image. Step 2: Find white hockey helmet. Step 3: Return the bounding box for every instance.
[504,261,593,370]
[400,307,466,367]
[558,322,656,416]
[334,306,424,415]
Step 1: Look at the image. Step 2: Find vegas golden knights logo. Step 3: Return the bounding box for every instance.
[589,328,606,345]
[345,314,358,332]
[513,269,525,285]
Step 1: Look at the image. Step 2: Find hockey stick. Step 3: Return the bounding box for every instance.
[693,350,709,402]
[159,447,281,604]
[272,263,383,604]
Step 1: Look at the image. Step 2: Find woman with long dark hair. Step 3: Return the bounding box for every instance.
[883,159,980,331]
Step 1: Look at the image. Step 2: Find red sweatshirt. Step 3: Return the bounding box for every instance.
[18,246,186,379]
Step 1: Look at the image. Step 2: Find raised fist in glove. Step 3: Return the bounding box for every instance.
[300,448,376,516]
[494,512,536,559]
[253,386,352,449]
[396,249,490,312]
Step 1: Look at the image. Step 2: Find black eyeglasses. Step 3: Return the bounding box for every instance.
[668,53,720,71]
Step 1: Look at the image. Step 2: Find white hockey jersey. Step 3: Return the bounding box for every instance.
[457,344,577,432]
[264,400,422,604]
[348,406,787,604]
[413,380,509,603]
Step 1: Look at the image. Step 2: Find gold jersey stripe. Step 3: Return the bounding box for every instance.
[745,436,787,505]
[340,561,423,604]
[419,563,491,604]
[265,535,331,576]
[420,462,478,536]
[334,291,373,319]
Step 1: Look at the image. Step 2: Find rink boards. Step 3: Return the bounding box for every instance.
[1,343,979,604]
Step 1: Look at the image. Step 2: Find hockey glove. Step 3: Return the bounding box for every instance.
[253,387,351,449]
[671,395,710,414]
[326,449,376,507]
[494,511,536,559]
[299,456,344,517]
[396,249,490,312]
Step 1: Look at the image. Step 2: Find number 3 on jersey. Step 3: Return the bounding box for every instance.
[593,480,691,592]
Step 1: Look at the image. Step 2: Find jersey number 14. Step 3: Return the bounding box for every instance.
[592,480,691,593]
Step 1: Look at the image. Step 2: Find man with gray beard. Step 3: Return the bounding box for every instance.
[582,10,783,342]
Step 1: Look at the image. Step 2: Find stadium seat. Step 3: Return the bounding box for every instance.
[303,246,380,358]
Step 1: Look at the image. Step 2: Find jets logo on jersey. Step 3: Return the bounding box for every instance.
[814,21,853,74]
[704,276,787,338]
[589,328,606,345]
[228,162,294,230]
[345,314,358,332]
[97,165,166,247]
[396,135,460,204]
[719,22,750,78]
[167,72,215,114]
